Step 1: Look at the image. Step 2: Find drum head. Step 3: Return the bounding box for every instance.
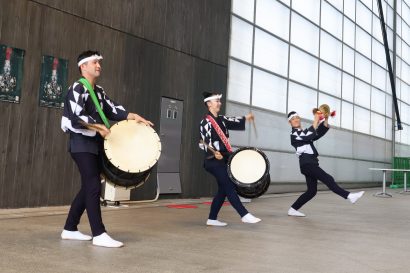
[229,148,268,185]
[104,121,161,173]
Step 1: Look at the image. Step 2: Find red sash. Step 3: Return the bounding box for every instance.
[206,115,233,153]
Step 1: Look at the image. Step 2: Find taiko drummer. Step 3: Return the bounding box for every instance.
[60,50,152,248]
[199,92,261,226]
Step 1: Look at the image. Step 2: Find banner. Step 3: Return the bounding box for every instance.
[0,45,25,103]
[39,55,68,108]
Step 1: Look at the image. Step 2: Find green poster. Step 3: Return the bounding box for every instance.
[39,55,68,108]
[0,45,25,103]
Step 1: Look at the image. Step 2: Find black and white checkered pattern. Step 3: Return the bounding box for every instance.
[199,113,245,157]
[61,80,128,136]
[290,122,328,157]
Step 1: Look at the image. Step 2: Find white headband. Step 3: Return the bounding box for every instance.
[77,55,103,67]
[288,112,300,121]
[204,94,222,102]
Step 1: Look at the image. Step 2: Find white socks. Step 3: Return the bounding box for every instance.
[288,208,306,217]
[241,213,261,223]
[206,219,228,227]
[61,230,92,241]
[92,232,124,248]
[348,191,365,204]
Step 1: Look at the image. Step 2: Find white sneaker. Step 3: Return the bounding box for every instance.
[288,208,306,217]
[206,219,228,227]
[61,230,92,241]
[348,191,365,204]
[92,232,124,248]
[241,213,261,223]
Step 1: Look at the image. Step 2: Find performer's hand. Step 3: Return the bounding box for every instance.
[214,151,223,160]
[245,112,255,122]
[94,124,110,138]
[128,113,154,127]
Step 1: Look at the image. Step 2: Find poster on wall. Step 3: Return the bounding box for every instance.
[0,45,25,103]
[39,55,68,109]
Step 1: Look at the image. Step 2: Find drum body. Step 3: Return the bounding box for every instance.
[102,120,161,188]
[227,147,270,198]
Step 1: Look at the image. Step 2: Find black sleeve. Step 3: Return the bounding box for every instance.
[313,122,329,141]
[99,87,129,121]
[221,116,246,131]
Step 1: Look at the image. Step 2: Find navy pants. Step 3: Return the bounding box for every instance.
[64,152,106,237]
[291,163,350,210]
[205,164,248,220]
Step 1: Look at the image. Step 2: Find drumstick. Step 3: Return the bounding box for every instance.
[252,119,258,138]
[250,112,258,138]
[200,140,221,159]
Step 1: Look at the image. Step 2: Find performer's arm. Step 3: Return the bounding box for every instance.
[100,88,129,121]
[221,116,246,131]
[313,120,330,141]
[100,88,153,126]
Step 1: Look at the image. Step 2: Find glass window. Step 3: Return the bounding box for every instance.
[344,0,356,21]
[404,42,410,66]
[318,93,341,127]
[343,17,355,48]
[356,27,372,58]
[292,0,320,25]
[227,60,251,104]
[372,14,383,42]
[291,12,319,55]
[254,29,289,76]
[288,82,318,119]
[319,61,342,97]
[256,0,290,40]
[321,1,343,40]
[372,63,387,90]
[401,82,410,105]
[355,53,371,83]
[402,22,410,44]
[403,3,410,25]
[341,101,354,130]
[371,112,386,138]
[356,1,372,31]
[327,0,343,12]
[354,106,371,134]
[401,102,410,124]
[371,88,386,115]
[278,0,290,6]
[354,79,371,109]
[232,0,255,22]
[342,72,355,102]
[361,0,373,11]
[386,94,392,117]
[372,39,386,68]
[230,17,253,62]
[289,46,318,88]
[252,68,288,113]
[343,45,355,74]
[320,31,342,68]
[386,117,392,140]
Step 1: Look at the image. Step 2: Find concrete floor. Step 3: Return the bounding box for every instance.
[0,188,409,273]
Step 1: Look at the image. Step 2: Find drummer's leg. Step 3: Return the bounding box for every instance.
[71,152,106,236]
[64,183,86,231]
[208,186,226,220]
[208,166,248,217]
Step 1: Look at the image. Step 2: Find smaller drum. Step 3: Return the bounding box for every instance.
[227,147,270,198]
[102,120,161,188]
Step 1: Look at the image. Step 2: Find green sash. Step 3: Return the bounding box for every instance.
[78,78,110,129]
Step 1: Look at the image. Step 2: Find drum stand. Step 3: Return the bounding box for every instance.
[101,174,160,207]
